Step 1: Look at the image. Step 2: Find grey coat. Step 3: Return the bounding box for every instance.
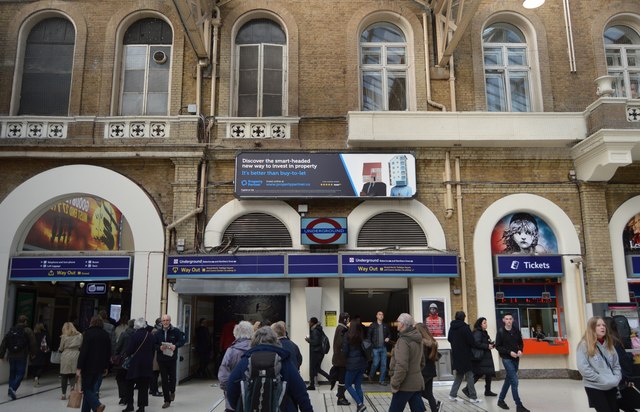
[576,340,621,391]
[217,337,251,390]
[59,333,83,375]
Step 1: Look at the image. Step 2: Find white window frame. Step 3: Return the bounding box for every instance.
[234,43,287,117]
[604,27,640,98]
[360,29,409,111]
[120,44,172,116]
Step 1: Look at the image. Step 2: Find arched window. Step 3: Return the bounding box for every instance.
[121,18,172,116]
[19,18,75,116]
[604,25,640,98]
[482,23,531,112]
[357,212,426,247]
[360,22,407,111]
[235,19,287,117]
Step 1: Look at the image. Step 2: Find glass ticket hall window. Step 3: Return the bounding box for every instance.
[495,282,565,339]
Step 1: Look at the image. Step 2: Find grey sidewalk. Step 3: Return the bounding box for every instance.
[0,374,590,411]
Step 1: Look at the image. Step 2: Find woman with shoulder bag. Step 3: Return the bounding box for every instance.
[122,318,155,412]
[58,322,82,400]
[463,317,497,397]
[577,316,622,412]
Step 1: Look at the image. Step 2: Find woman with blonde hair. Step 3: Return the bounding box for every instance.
[576,316,622,412]
[415,323,441,412]
[58,322,82,400]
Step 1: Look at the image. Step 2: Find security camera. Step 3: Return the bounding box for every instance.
[570,257,584,264]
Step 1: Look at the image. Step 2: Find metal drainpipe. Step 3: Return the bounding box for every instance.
[448,55,457,112]
[210,7,221,118]
[444,152,454,219]
[160,161,207,315]
[422,10,446,111]
[455,157,467,314]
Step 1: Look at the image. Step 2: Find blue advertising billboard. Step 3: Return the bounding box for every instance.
[167,255,285,278]
[288,254,339,277]
[341,254,459,277]
[235,152,416,198]
[301,217,347,245]
[494,255,564,278]
[9,256,131,281]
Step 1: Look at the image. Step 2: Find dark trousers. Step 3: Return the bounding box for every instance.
[61,373,75,396]
[389,390,424,412]
[8,357,27,392]
[584,387,619,412]
[336,367,347,399]
[149,370,160,394]
[116,368,128,400]
[159,360,177,403]
[421,377,438,412]
[309,352,330,385]
[125,377,150,409]
[80,372,101,412]
[473,373,493,392]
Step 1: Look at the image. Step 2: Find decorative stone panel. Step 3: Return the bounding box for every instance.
[0,118,69,138]
[219,117,299,139]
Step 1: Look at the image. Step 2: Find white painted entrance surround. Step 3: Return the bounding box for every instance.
[0,165,165,381]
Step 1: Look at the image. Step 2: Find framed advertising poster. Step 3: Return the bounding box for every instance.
[421,298,447,339]
[182,304,192,345]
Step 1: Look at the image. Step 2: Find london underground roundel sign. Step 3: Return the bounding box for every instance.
[301,217,347,245]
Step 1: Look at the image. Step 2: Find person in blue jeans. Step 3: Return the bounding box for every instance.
[342,317,368,412]
[367,311,390,385]
[495,312,530,412]
[0,315,37,400]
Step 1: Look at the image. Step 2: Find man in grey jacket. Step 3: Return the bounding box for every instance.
[389,313,425,412]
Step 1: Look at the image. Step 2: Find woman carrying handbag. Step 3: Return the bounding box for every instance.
[122,318,155,412]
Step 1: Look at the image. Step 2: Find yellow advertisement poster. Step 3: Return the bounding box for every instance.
[325,310,337,327]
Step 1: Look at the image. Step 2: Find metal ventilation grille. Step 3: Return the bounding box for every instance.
[357,212,427,247]
[223,213,292,248]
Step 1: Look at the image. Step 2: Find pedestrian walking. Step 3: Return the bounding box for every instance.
[577,316,621,412]
[123,318,155,412]
[155,314,185,409]
[59,322,83,400]
[332,312,350,406]
[415,323,442,412]
[218,320,253,412]
[272,321,303,369]
[367,310,390,385]
[115,319,134,406]
[342,317,368,412]
[447,311,481,403]
[463,317,497,397]
[0,314,37,400]
[388,313,425,412]
[77,315,111,412]
[495,312,530,412]
[31,322,50,387]
[305,316,330,389]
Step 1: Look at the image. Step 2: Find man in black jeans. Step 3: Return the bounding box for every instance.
[495,313,530,412]
[155,314,185,409]
[305,317,330,390]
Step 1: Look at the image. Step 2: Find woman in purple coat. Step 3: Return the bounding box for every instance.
[123,318,154,412]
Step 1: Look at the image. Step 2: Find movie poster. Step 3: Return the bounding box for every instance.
[23,196,123,251]
[623,213,640,253]
[491,212,558,255]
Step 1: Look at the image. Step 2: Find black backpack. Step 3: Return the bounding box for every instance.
[321,331,331,355]
[238,351,287,412]
[6,327,28,354]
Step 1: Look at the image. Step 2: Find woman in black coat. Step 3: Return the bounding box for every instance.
[123,318,155,412]
[463,317,496,397]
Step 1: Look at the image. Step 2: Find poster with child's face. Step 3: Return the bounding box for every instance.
[491,212,558,255]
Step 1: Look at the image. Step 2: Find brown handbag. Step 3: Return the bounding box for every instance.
[66,377,82,408]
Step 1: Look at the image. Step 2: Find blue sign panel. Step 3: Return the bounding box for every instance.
[167,255,285,278]
[301,217,347,245]
[9,256,131,281]
[627,255,640,277]
[495,255,564,278]
[288,255,339,277]
[85,283,107,295]
[341,254,459,277]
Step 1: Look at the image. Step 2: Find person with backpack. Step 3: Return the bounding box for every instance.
[226,326,313,412]
[305,316,330,390]
[342,316,368,412]
[0,314,37,400]
[218,320,254,412]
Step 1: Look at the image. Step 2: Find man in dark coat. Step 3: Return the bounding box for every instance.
[77,315,111,412]
[194,318,212,378]
[305,316,330,389]
[447,311,481,404]
[154,314,185,409]
[123,318,155,412]
[271,321,302,369]
[226,327,313,412]
[0,314,37,400]
[332,312,350,405]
